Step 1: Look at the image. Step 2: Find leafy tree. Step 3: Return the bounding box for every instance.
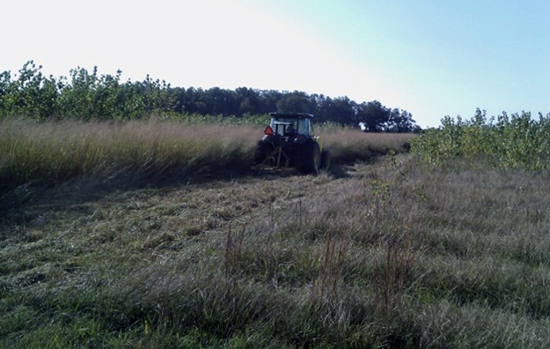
[387,108,418,133]
[0,61,419,132]
[320,96,357,124]
[358,100,390,132]
[139,75,178,114]
[0,70,17,117]
[0,61,60,119]
[275,91,313,113]
[236,87,260,115]
[203,87,238,115]
[58,66,97,119]
[116,81,147,119]
[259,90,283,114]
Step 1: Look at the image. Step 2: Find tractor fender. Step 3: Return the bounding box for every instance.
[313,136,323,152]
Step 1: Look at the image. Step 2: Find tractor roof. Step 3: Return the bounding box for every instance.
[270,112,314,119]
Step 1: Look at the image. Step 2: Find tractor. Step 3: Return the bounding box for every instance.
[253,112,330,174]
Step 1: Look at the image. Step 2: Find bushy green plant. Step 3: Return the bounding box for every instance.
[411,109,550,172]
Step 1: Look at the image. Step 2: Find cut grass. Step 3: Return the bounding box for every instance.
[2,149,550,347]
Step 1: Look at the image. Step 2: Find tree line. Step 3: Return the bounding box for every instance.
[0,61,419,132]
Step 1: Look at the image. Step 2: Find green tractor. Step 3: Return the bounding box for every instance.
[253,113,330,174]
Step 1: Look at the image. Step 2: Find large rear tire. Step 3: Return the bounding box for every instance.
[300,142,321,175]
[321,149,331,171]
[253,142,272,166]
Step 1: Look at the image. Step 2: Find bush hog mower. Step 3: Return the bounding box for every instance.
[253,112,330,174]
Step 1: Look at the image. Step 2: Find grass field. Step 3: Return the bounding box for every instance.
[0,120,412,209]
[2,120,549,348]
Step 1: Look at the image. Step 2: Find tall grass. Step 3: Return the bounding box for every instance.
[320,128,413,164]
[0,120,258,190]
[0,119,413,196]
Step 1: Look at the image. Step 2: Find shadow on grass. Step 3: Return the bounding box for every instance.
[0,159,358,224]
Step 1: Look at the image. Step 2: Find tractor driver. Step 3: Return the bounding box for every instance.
[286,124,296,135]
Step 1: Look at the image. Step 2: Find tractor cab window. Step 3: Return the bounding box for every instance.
[297,119,311,136]
[270,118,311,136]
[271,118,298,136]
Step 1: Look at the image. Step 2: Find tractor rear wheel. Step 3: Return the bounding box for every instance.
[300,142,321,174]
[321,149,331,171]
[253,142,272,166]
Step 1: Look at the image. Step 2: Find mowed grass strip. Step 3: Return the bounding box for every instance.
[2,152,550,348]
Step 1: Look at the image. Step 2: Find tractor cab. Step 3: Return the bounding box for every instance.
[269,113,313,137]
[264,113,314,144]
[254,112,329,174]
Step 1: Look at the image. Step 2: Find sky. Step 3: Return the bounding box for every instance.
[2,0,549,128]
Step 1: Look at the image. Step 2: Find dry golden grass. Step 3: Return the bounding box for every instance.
[0,120,414,210]
[0,120,258,190]
[320,128,414,163]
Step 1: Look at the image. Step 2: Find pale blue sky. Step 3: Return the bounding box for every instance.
[2,0,549,127]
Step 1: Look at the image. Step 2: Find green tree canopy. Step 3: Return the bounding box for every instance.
[0,61,419,132]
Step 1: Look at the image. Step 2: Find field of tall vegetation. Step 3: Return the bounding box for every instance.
[411,109,550,172]
[2,112,550,348]
[0,118,412,211]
